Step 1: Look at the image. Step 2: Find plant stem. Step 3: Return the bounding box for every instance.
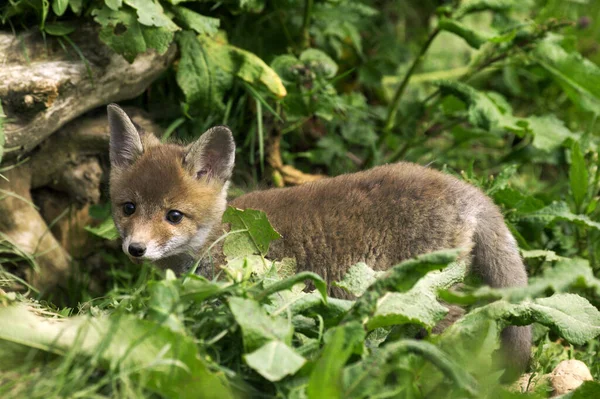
[383,28,440,133]
[301,0,314,49]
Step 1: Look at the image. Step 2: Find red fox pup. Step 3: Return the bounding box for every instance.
[107,104,531,374]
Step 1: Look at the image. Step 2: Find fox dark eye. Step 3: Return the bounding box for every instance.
[166,210,184,224]
[123,202,136,216]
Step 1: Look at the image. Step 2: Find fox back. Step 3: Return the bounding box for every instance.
[107,104,531,376]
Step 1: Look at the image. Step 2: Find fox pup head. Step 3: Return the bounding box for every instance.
[107,104,235,262]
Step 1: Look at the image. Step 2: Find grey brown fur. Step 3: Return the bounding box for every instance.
[107,104,531,377]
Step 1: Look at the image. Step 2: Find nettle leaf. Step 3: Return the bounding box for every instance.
[333,262,384,297]
[436,81,526,134]
[124,0,179,31]
[367,261,468,331]
[343,249,460,325]
[222,207,281,258]
[176,31,231,113]
[105,0,122,11]
[52,0,69,16]
[84,217,119,240]
[307,322,366,399]
[299,48,339,79]
[534,37,600,115]
[570,142,589,212]
[440,256,600,304]
[519,201,600,231]
[438,18,490,49]
[171,6,219,36]
[528,114,578,152]
[93,6,174,63]
[494,188,545,214]
[228,297,293,352]
[0,304,234,399]
[244,340,306,382]
[198,35,287,98]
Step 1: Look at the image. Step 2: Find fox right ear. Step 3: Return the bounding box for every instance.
[184,126,235,184]
[107,104,143,168]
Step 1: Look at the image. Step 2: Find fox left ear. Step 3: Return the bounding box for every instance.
[107,104,144,168]
[183,126,235,184]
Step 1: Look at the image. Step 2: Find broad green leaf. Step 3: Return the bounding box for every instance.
[565,381,600,398]
[438,18,490,49]
[519,201,600,231]
[44,22,76,36]
[520,249,560,262]
[333,262,384,297]
[52,0,69,16]
[307,322,365,399]
[528,114,578,152]
[222,207,282,258]
[69,0,83,14]
[105,0,122,11]
[171,6,219,36]
[147,276,185,334]
[271,54,303,83]
[176,31,229,113]
[570,142,589,212]
[436,81,526,133]
[299,48,338,79]
[84,217,119,240]
[198,35,287,98]
[228,297,293,351]
[93,6,174,63]
[124,0,179,31]
[533,38,600,115]
[367,261,468,331]
[0,304,234,399]
[244,340,306,382]
[343,249,461,325]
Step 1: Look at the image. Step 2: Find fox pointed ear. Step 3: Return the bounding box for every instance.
[107,104,144,168]
[183,126,235,184]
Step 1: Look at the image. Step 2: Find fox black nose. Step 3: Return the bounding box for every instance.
[128,243,146,257]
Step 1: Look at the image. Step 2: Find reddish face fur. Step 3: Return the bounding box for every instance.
[110,144,227,261]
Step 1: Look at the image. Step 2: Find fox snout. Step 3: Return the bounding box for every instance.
[127,243,146,257]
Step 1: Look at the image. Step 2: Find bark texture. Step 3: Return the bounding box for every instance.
[0,25,175,160]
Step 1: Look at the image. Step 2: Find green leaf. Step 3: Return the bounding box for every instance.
[197,35,287,98]
[438,18,490,49]
[299,48,338,79]
[333,262,384,297]
[493,188,545,214]
[69,0,83,14]
[52,0,69,16]
[175,31,229,113]
[527,114,578,152]
[222,207,281,258]
[533,38,600,115]
[84,217,119,240]
[124,0,179,31]
[105,0,122,11]
[228,297,293,351]
[519,201,600,231]
[570,141,589,212]
[566,381,600,398]
[257,271,327,303]
[436,81,526,133]
[147,275,185,333]
[0,304,234,399]
[307,322,366,399]
[44,22,76,36]
[343,249,461,325]
[244,340,306,382]
[171,6,220,36]
[93,6,174,63]
[367,261,468,331]
[179,275,227,302]
[271,54,303,83]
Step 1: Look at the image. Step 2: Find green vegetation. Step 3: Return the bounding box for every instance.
[1,0,600,398]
